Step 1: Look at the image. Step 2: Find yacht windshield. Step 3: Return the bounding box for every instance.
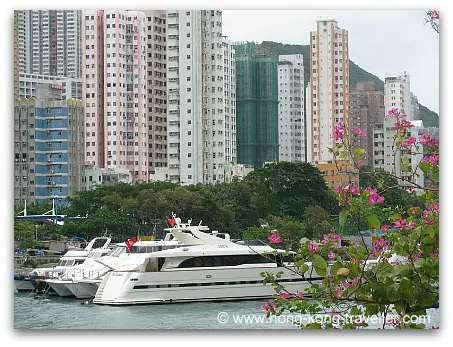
[58,259,76,267]
[109,246,127,257]
[234,240,269,247]
[130,245,178,253]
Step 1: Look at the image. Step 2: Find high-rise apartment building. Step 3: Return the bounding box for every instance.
[14,11,20,99]
[166,10,235,184]
[350,81,385,166]
[83,10,148,183]
[384,72,413,119]
[19,73,82,100]
[14,85,85,205]
[235,42,279,168]
[145,11,169,181]
[17,10,82,78]
[223,38,237,168]
[373,72,424,189]
[278,54,305,162]
[306,19,357,187]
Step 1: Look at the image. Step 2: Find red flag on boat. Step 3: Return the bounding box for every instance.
[167,217,175,227]
[126,236,137,250]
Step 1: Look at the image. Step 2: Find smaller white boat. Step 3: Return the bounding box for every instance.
[14,237,111,294]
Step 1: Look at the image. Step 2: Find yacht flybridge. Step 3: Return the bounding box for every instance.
[94,218,322,305]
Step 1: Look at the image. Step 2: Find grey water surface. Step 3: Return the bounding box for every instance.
[14,291,439,330]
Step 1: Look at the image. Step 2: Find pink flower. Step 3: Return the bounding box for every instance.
[374,238,387,249]
[407,187,416,193]
[422,154,439,167]
[262,300,276,312]
[431,252,439,258]
[365,187,385,205]
[423,217,433,226]
[268,234,282,244]
[321,233,341,246]
[369,194,385,205]
[407,223,415,231]
[295,291,304,298]
[352,127,366,137]
[335,288,344,297]
[394,119,414,131]
[357,159,366,167]
[345,184,360,195]
[308,241,319,253]
[394,219,406,229]
[418,133,439,148]
[386,108,401,118]
[328,251,336,260]
[429,202,439,215]
[428,10,440,20]
[381,225,390,232]
[401,137,416,149]
[332,121,344,141]
[279,291,291,300]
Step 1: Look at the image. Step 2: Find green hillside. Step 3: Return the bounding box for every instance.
[256,41,439,127]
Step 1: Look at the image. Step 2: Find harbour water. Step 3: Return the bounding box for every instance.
[14,291,440,329]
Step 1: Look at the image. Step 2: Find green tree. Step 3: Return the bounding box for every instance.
[244,162,335,221]
[303,205,333,240]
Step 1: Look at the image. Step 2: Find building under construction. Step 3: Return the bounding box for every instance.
[235,42,279,168]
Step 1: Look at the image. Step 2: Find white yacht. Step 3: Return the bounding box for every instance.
[15,237,111,294]
[48,236,184,299]
[94,221,322,305]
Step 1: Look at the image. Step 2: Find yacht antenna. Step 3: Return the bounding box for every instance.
[198,220,202,226]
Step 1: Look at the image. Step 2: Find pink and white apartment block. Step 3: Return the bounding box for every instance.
[82,10,148,183]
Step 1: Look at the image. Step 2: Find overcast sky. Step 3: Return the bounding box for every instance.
[223,9,439,114]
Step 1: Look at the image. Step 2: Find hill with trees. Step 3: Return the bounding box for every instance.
[256,41,439,127]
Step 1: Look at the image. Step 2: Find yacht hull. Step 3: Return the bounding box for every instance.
[94,266,322,305]
[31,278,56,294]
[66,281,100,299]
[46,280,75,297]
[14,279,35,292]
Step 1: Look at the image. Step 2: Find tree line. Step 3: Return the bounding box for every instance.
[14,162,421,247]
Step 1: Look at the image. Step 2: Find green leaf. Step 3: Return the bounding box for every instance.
[299,237,310,245]
[353,148,366,155]
[398,278,414,295]
[393,264,413,279]
[339,210,349,227]
[300,264,309,274]
[419,162,431,174]
[390,213,402,222]
[312,254,327,270]
[386,283,399,301]
[313,266,327,277]
[414,258,426,269]
[330,261,343,276]
[366,214,380,230]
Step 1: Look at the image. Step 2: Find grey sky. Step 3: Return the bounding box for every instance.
[223,9,439,114]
